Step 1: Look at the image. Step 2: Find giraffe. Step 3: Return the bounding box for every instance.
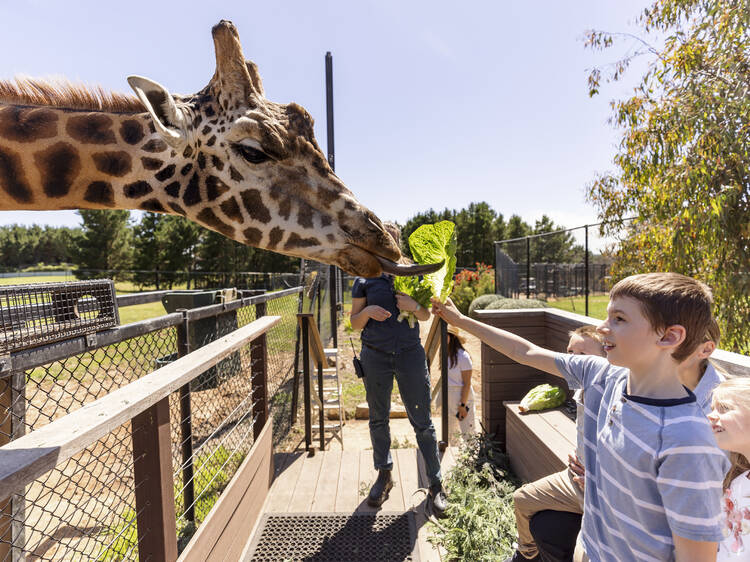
[0,20,438,278]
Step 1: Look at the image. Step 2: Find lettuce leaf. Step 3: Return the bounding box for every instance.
[393,221,457,326]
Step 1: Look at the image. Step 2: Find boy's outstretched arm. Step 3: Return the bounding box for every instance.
[673,535,717,562]
[431,298,562,378]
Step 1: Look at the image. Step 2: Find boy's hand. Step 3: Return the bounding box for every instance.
[568,452,585,491]
[431,297,464,325]
[366,305,391,322]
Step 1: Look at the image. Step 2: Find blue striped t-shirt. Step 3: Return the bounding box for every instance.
[555,354,730,562]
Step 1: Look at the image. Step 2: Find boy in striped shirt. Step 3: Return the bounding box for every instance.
[432,273,729,561]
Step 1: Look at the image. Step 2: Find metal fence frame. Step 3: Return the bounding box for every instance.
[0,287,303,561]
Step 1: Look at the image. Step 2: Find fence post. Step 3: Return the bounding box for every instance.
[0,371,26,562]
[251,301,269,441]
[439,319,449,451]
[131,397,178,562]
[526,237,531,300]
[584,225,589,317]
[299,315,313,454]
[329,265,338,348]
[176,310,196,525]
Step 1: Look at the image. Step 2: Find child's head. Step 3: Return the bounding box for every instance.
[567,325,606,357]
[447,325,467,368]
[677,318,721,388]
[708,377,750,488]
[604,273,713,363]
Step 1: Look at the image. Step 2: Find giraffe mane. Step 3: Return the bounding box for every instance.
[0,77,145,113]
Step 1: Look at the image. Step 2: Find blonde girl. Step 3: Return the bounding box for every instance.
[708,377,750,561]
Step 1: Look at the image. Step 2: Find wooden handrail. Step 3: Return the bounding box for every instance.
[423,316,442,365]
[0,315,280,502]
[297,314,327,366]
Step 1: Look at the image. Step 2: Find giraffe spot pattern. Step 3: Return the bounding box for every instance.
[182,146,193,158]
[66,114,116,144]
[204,105,215,117]
[229,166,243,182]
[240,189,271,224]
[0,146,33,203]
[243,227,262,246]
[268,227,283,249]
[141,157,163,170]
[141,138,168,153]
[120,120,144,145]
[92,151,132,177]
[297,201,315,229]
[321,215,332,227]
[197,152,206,170]
[168,202,186,215]
[34,142,80,198]
[124,181,153,199]
[206,135,216,147]
[198,207,234,237]
[284,233,320,251]
[220,197,242,222]
[165,181,181,198]
[155,164,176,182]
[180,163,193,176]
[278,197,292,221]
[206,175,230,201]
[211,155,224,171]
[84,181,115,207]
[201,125,211,135]
[0,107,58,143]
[140,199,166,213]
[183,173,201,206]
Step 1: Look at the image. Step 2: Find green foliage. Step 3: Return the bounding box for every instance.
[520,384,566,412]
[394,221,457,326]
[0,225,81,270]
[429,431,519,560]
[450,263,496,315]
[484,298,548,310]
[468,294,505,317]
[98,507,138,560]
[585,0,750,353]
[73,210,133,279]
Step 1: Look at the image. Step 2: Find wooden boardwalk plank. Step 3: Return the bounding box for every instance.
[264,452,304,513]
[311,449,341,512]
[356,449,378,513]
[288,452,324,512]
[381,448,404,512]
[334,449,361,512]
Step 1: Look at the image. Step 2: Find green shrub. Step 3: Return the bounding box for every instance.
[468,294,505,317]
[429,431,519,560]
[488,298,548,310]
[450,263,495,315]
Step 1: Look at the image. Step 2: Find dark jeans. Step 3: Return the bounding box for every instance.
[529,510,583,562]
[360,344,441,486]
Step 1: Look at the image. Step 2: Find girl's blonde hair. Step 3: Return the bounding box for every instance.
[711,376,750,489]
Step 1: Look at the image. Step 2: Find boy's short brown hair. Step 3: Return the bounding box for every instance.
[609,273,713,362]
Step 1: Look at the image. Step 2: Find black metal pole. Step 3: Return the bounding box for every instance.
[526,237,531,300]
[585,225,589,317]
[318,361,325,451]
[325,52,339,349]
[439,319,449,451]
[302,318,313,453]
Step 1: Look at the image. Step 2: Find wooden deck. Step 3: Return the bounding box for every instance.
[242,447,459,561]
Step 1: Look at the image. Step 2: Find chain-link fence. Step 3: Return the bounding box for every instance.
[0,286,302,560]
[494,220,633,315]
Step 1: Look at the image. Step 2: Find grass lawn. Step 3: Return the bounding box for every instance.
[546,294,609,320]
[118,301,168,324]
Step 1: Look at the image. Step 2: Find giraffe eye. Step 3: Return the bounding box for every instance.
[234,143,271,164]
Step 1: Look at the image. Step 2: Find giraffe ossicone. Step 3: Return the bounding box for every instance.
[0,20,441,278]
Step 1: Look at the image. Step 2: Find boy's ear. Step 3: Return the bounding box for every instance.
[696,340,716,360]
[657,325,687,349]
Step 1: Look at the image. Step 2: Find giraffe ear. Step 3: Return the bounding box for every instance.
[127,75,187,148]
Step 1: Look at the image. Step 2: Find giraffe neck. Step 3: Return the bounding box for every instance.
[0,103,187,215]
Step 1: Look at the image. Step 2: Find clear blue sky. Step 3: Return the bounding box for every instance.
[0,0,649,235]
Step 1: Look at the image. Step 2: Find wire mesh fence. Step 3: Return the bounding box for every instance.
[494,221,630,315]
[0,286,302,561]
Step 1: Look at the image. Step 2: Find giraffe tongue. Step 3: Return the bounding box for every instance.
[375,256,445,277]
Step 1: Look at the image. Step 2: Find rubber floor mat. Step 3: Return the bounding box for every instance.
[246,512,419,561]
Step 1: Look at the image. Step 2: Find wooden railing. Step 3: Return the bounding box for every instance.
[298,313,329,453]
[0,316,279,561]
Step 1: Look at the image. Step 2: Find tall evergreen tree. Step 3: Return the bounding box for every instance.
[73,210,133,278]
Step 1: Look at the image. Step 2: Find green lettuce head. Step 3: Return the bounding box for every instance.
[392,221,457,327]
[519,384,566,412]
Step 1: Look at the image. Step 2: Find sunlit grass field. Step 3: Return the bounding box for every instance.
[546,294,609,320]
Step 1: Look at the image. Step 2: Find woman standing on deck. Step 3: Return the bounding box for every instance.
[349,223,448,517]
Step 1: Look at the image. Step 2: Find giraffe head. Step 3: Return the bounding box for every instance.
[125,20,430,278]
